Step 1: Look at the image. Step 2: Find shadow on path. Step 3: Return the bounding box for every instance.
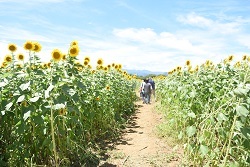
[96,103,144,166]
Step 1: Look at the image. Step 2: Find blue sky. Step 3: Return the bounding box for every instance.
[1,0,250,72]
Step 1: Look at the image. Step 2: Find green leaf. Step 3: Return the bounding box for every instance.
[33,115,44,125]
[47,84,54,92]
[1,110,5,115]
[16,121,24,134]
[235,121,244,131]
[240,127,250,139]
[186,126,196,137]
[236,105,249,117]
[20,81,30,91]
[187,112,196,118]
[189,91,196,98]
[5,102,13,111]
[217,112,228,121]
[199,144,209,156]
[30,96,40,102]
[233,88,249,97]
[23,111,31,121]
[45,84,54,99]
[77,81,86,90]
[52,103,65,110]
[0,81,7,88]
[178,131,183,139]
[17,95,25,103]
[42,138,51,147]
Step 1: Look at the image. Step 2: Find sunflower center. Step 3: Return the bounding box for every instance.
[6,57,12,62]
[70,48,77,54]
[9,45,16,51]
[84,61,88,65]
[26,43,33,49]
[19,55,24,60]
[53,52,60,59]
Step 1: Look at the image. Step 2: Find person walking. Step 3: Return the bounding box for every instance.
[148,77,156,101]
[143,79,152,104]
[139,79,146,103]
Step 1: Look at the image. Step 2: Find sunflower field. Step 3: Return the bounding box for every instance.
[156,55,250,166]
[0,41,137,166]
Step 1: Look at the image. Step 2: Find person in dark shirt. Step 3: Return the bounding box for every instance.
[148,77,155,101]
[143,79,152,104]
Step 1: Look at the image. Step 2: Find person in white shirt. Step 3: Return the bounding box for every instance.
[139,79,146,103]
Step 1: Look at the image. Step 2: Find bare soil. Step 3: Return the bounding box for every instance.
[98,99,183,167]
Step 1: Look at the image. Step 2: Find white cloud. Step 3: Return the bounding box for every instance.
[113,28,157,43]
[237,34,250,50]
[113,28,206,55]
[0,26,54,42]
[178,12,241,34]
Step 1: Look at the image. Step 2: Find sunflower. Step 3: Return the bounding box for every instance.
[16,64,23,68]
[107,64,111,69]
[234,61,241,68]
[74,61,80,65]
[243,55,247,61]
[114,64,119,69]
[47,62,51,68]
[96,97,100,101]
[58,108,66,115]
[78,67,83,71]
[41,63,47,69]
[96,65,101,70]
[33,42,42,52]
[87,65,92,69]
[228,55,234,62]
[24,41,34,51]
[4,55,12,62]
[8,43,17,52]
[104,66,108,72]
[84,56,90,62]
[106,85,110,90]
[223,58,228,64]
[111,63,115,67]
[247,56,250,62]
[17,53,24,61]
[97,58,103,65]
[70,40,78,46]
[91,70,96,74]
[69,45,80,57]
[195,65,199,72]
[186,60,191,66]
[1,61,8,68]
[205,60,212,66]
[51,49,62,62]
[118,64,122,69]
[62,54,66,60]
[21,101,28,107]
[83,60,89,66]
[177,66,182,71]
[99,65,104,70]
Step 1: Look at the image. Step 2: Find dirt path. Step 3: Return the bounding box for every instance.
[98,99,182,167]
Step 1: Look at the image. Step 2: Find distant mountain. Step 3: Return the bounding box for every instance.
[124,69,167,76]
